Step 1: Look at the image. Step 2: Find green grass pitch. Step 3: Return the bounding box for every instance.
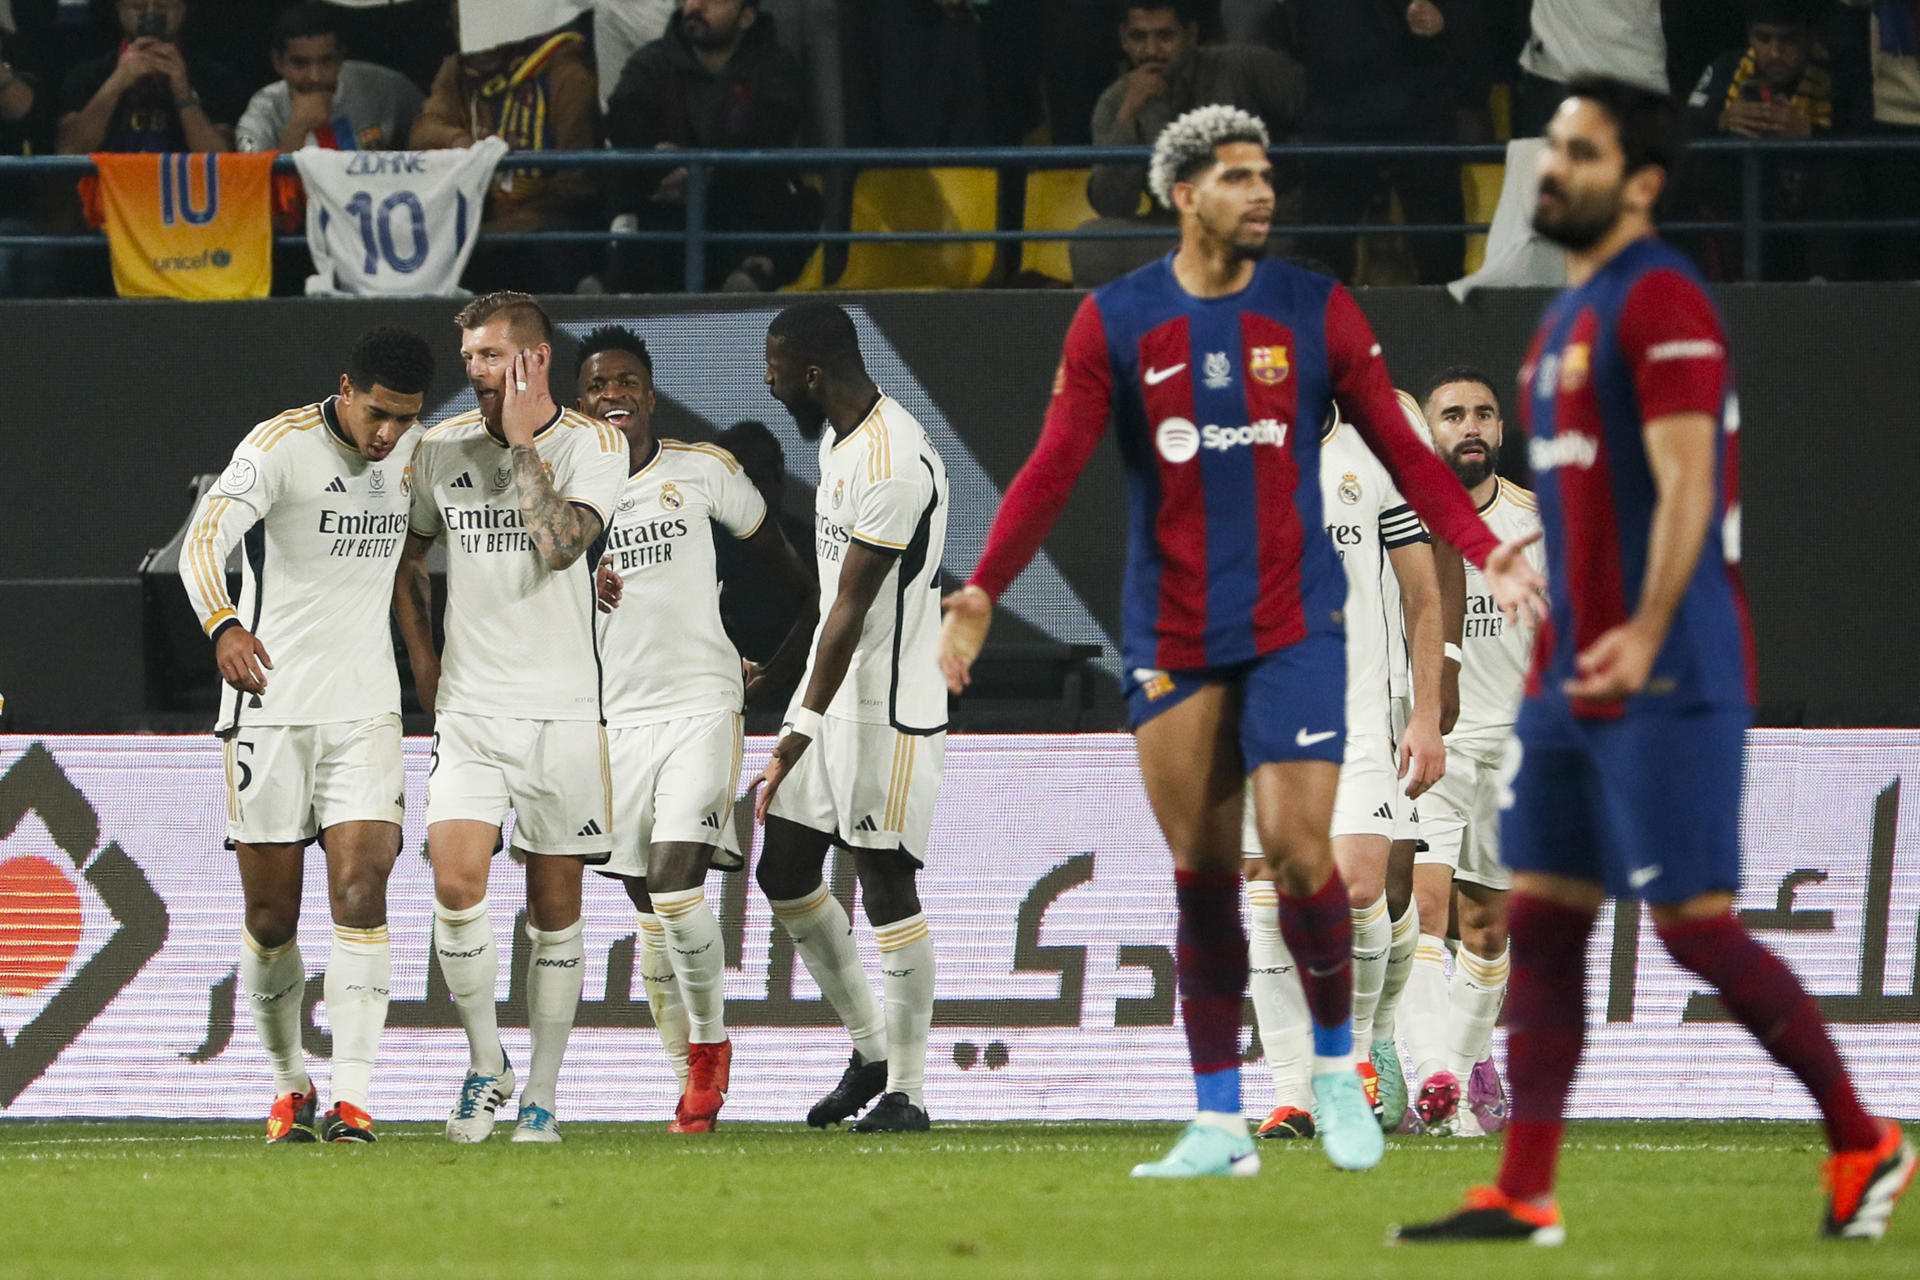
[0,1120,1911,1278]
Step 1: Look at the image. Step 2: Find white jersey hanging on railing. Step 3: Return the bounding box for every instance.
[293,137,509,297]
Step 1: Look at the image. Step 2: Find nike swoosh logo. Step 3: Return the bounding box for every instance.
[1295,729,1339,747]
[1143,363,1186,386]
[1628,864,1662,890]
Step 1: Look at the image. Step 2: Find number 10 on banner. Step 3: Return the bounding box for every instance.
[345,190,430,275]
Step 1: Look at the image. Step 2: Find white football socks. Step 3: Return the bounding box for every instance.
[768,885,886,1065]
[650,886,727,1045]
[521,918,584,1112]
[637,912,690,1086]
[1349,895,1391,1046]
[1447,945,1509,1076]
[875,912,934,1107]
[241,928,309,1097]
[324,923,390,1111]
[1371,901,1420,1047]
[433,898,504,1076]
[1403,933,1453,1085]
[1245,879,1313,1110]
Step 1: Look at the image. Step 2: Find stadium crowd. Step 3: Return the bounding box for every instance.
[0,0,1916,296]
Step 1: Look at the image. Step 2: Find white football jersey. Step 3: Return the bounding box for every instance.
[1321,418,1427,741]
[1453,477,1546,742]
[295,137,507,297]
[598,440,768,727]
[797,394,949,732]
[180,399,416,733]
[408,406,627,721]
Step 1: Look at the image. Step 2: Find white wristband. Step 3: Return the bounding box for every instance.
[1443,642,1464,665]
[781,707,824,741]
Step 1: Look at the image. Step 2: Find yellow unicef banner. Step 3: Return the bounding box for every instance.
[93,152,274,300]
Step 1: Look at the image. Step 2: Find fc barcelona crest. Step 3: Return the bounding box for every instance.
[1249,345,1290,386]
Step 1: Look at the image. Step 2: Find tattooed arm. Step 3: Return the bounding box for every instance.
[512,442,603,570]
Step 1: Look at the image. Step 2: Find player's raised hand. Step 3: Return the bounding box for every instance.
[1564,620,1659,702]
[1397,711,1446,799]
[500,348,552,447]
[594,554,623,613]
[1483,532,1547,629]
[938,584,993,694]
[215,626,273,696]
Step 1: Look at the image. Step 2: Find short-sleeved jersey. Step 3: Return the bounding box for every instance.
[968,257,1498,677]
[595,440,767,727]
[182,399,415,733]
[800,395,949,732]
[1519,237,1753,720]
[1453,478,1547,741]
[1321,418,1428,741]
[409,405,627,721]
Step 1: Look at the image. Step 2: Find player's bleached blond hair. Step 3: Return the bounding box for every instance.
[1147,104,1271,211]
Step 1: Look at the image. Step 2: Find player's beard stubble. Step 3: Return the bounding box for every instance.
[1532,174,1624,252]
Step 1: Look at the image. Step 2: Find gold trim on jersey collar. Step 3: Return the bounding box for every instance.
[482,403,564,449]
[320,397,361,457]
[831,393,888,452]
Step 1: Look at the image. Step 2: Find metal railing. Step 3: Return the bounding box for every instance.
[4,137,1919,291]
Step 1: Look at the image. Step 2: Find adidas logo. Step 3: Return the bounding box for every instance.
[701,812,722,829]
[854,815,878,833]
[450,472,475,489]
[325,476,347,493]
[576,819,604,837]
[1374,803,1393,820]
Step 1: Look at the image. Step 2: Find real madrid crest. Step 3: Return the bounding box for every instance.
[660,481,683,510]
[399,466,411,496]
[832,478,845,508]
[1338,472,1362,505]
[1249,345,1290,386]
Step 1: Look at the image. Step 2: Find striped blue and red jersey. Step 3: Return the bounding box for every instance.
[969,256,1499,674]
[1519,236,1755,720]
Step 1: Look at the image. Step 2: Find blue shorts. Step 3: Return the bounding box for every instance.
[1504,698,1750,903]
[1124,628,1346,769]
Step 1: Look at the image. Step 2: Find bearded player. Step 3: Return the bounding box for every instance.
[940,105,1544,1177]
[751,302,951,1134]
[1398,79,1911,1244]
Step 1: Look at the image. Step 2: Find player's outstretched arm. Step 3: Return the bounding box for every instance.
[393,531,440,716]
[1565,411,1716,701]
[1432,539,1466,734]
[1387,538,1446,798]
[751,539,896,821]
[741,519,820,704]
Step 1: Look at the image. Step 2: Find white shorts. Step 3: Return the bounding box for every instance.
[426,711,612,860]
[1239,732,1397,856]
[765,714,946,863]
[602,710,745,878]
[1414,736,1515,891]
[223,713,404,846]
[1388,694,1420,843]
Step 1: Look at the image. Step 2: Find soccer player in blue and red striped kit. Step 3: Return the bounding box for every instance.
[1398,78,1913,1245]
[938,105,1544,1177]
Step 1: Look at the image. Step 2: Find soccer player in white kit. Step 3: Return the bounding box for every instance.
[750,302,950,1133]
[578,325,817,1132]
[1241,402,1445,1142]
[393,293,627,1144]
[179,326,435,1143]
[1399,366,1545,1136]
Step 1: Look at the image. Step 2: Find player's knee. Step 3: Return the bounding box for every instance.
[1648,891,1736,932]
[855,856,921,926]
[243,900,298,950]
[329,873,387,929]
[618,875,652,913]
[755,852,816,904]
[646,843,709,894]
